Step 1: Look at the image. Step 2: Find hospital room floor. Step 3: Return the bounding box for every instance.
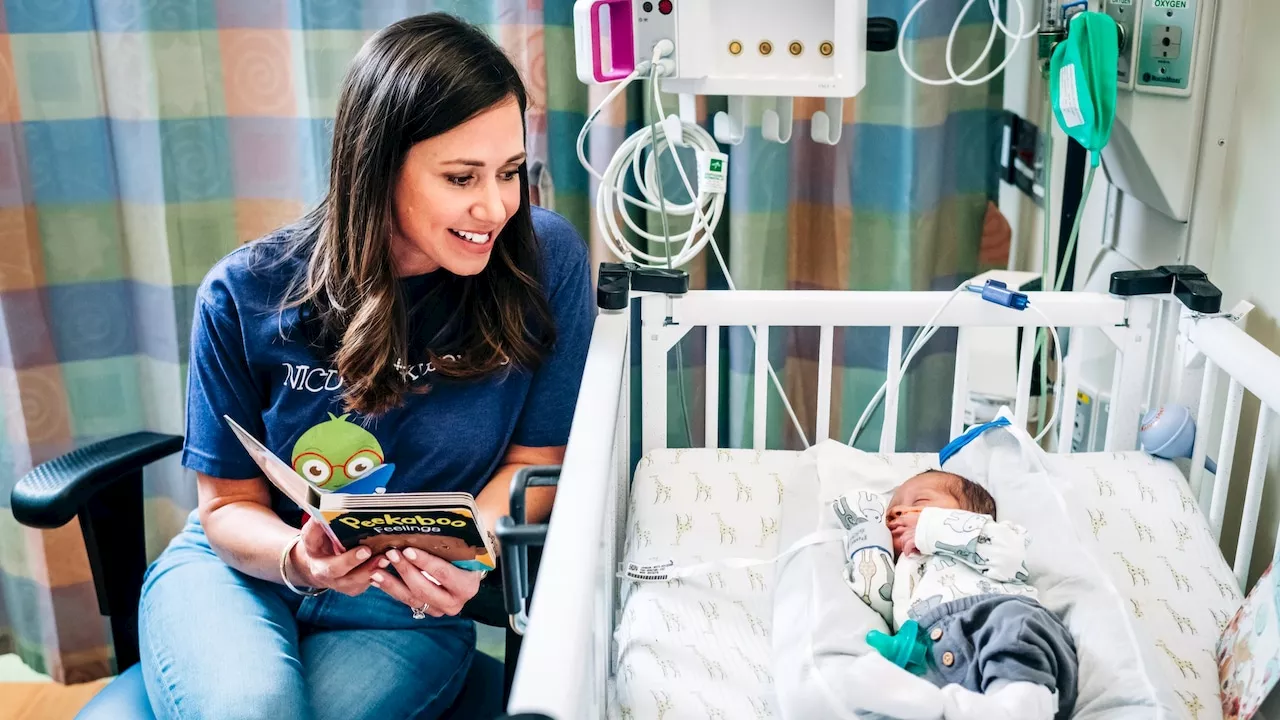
[0,654,107,720]
[0,626,505,720]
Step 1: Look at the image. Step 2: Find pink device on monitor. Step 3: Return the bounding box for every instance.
[590,0,636,82]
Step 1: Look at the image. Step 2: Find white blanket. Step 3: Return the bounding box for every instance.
[771,415,1188,719]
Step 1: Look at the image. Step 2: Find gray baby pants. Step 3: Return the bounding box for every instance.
[913,593,1079,720]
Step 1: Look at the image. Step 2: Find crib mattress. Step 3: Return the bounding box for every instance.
[1049,452,1244,720]
[610,448,796,719]
[609,448,1241,720]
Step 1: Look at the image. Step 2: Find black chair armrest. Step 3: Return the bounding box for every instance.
[495,465,560,634]
[10,431,183,670]
[11,432,184,529]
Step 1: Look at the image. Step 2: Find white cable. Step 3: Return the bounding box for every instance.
[1025,304,1064,444]
[898,0,1039,87]
[846,290,1067,448]
[644,60,810,449]
[848,284,971,447]
[574,57,724,269]
[576,45,811,449]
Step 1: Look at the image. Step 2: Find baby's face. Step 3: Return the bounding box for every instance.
[886,472,963,521]
[886,473,964,557]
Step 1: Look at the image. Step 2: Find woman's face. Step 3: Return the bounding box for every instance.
[390,97,526,277]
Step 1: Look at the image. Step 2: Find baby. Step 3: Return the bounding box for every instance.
[842,471,1079,720]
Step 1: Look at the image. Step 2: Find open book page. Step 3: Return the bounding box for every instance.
[223,415,343,547]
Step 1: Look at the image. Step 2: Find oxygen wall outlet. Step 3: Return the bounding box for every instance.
[1135,0,1198,95]
[1107,0,1140,88]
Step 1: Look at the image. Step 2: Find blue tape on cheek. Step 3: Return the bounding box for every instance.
[938,418,1011,466]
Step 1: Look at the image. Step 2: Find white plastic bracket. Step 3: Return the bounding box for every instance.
[811,97,845,145]
[761,97,794,144]
[713,95,747,145]
[678,93,697,125]
[661,114,684,147]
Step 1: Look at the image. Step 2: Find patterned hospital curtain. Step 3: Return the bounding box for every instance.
[0,0,1009,683]
[0,0,589,684]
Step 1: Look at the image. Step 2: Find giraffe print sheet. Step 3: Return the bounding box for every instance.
[610,448,799,720]
[1047,451,1243,720]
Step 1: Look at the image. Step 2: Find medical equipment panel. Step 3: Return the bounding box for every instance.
[1135,0,1199,95]
[575,0,867,99]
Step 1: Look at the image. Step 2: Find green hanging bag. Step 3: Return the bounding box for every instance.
[1049,12,1120,166]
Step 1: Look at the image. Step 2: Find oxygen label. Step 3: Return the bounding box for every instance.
[1057,64,1086,129]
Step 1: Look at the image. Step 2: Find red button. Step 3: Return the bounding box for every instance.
[658,0,673,14]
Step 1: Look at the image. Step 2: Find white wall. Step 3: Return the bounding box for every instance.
[1204,0,1280,585]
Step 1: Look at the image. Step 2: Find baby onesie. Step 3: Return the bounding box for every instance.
[837,504,1080,720]
[891,506,1035,628]
[893,507,1078,720]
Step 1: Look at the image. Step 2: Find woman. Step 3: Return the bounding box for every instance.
[138,14,594,720]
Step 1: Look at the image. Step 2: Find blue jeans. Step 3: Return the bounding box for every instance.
[138,513,476,720]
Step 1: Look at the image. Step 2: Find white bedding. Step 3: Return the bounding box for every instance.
[1050,452,1243,720]
[609,446,1239,720]
[610,448,797,719]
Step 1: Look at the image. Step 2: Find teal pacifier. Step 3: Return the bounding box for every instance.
[866,619,933,676]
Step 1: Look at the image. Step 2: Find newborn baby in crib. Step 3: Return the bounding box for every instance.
[837,471,1078,720]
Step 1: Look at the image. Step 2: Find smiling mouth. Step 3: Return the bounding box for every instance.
[450,229,492,244]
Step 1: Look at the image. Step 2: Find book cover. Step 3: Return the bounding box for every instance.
[224,415,496,572]
[1218,559,1280,719]
[322,505,496,572]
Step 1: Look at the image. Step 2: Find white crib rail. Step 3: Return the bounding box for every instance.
[1182,313,1280,591]
[640,290,1144,453]
[507,308,631,719]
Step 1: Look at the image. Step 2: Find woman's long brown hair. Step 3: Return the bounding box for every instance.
[271,13,556,416]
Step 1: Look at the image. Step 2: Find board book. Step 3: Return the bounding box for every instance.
[224,415,497,572]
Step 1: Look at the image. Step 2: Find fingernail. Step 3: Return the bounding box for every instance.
[378,558,390,569]
[357,548,371,560]
[403,548,418,560]
[387,549,401,563]
[372,572,385,583]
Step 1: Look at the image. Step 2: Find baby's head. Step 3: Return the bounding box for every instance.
[887,470,995,518]
[887,471,996,553]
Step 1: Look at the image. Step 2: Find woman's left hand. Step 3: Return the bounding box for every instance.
[372,547,483,618]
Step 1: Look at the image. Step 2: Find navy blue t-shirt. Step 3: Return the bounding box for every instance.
[181,206,595,524]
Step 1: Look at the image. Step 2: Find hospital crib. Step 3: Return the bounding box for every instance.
[503,264,1276,719]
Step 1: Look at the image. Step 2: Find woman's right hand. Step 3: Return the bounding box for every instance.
[286,518,386,596]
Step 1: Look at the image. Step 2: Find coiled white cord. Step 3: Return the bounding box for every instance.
[898,0,1039,87]
[576,45,811,449]
[575,50,725,269]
